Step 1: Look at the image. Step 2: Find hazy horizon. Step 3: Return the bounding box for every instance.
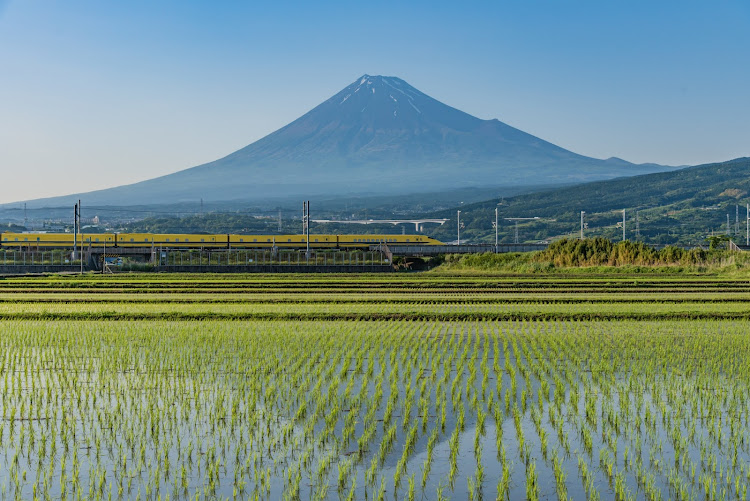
[1,1,748,204]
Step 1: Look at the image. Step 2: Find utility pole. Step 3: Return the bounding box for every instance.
[580,211,585,240]
[494,207,498,247]
[302,202,306,235]
[73,203,78,260]
[457,210,461,245]
[622,209,626,241]
[306,200,310,258]
[79,199,83,274]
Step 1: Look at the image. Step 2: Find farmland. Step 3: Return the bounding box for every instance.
[2,274,750,500]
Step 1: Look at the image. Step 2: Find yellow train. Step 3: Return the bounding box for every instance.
[0,233,443,249]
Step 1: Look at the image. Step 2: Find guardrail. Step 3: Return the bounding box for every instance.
[0,250,79,266]
[729,240,749,252]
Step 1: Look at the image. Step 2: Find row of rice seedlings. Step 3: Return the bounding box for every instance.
[1,316,750,498]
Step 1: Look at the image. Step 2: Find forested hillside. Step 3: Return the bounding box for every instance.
[428,157,750,246]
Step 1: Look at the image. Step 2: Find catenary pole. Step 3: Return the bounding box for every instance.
[73,203,78,261]
[580,211,585,240]
[457,210,461,246]
[306,200,310,257]
[495,207,498,248]
[79,199,83,274]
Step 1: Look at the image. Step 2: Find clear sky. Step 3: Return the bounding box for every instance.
[0,0,748,204]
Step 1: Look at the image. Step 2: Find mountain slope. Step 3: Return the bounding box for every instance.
[20,74,674,207]
[427,157,750,245]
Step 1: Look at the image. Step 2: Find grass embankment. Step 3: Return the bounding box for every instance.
[434,238,750,275]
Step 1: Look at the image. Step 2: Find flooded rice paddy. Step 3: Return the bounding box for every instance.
[0,275,749,500]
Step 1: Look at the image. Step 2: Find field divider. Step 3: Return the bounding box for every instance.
[3,311,750,321]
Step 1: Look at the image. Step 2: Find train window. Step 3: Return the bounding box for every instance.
[15,238,18,241]
[37,237,40,241]
[201,239,205,242]
[253,239,257,242]
[166,239,170,242]
[24,238,28,241]
[287,239,291,242]
[95,238,99,242]
[267,239,270,242]
[314,239,318,242]
[175,239,179,242]
[240,239,244,242]
[130,239,134,242]
[406,239,410,242]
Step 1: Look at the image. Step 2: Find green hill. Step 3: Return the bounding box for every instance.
[428,157,750,246]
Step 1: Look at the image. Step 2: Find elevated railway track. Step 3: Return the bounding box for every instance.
[0,231,551,273]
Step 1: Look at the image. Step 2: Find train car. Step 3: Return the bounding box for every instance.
[337,234,442,247]
[0,232,444,249]
[225,234,443,249]
[1,232,115,248]
[228,234,339,249]
[276,234,338,248]
[147,234,222,248]
[229,234,276,248]
[115,233,154,247]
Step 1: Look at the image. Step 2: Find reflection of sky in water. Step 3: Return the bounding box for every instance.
[0,320,748,499]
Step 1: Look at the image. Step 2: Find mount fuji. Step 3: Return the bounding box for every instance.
[22,74,674,207]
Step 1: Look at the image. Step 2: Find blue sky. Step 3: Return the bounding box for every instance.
[0,0,748,203]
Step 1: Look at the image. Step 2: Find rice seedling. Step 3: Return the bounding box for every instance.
[0,275,749,499]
